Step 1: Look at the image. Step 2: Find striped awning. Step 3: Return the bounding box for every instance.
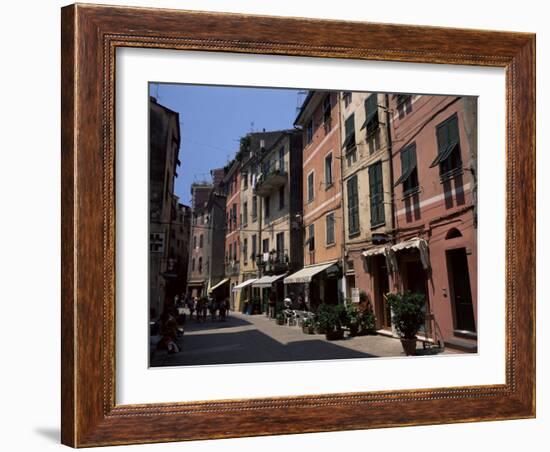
[252,273,286,288]
[284,261,338,284]
[232,278,257,292]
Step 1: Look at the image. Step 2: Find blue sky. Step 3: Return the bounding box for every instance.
[150,83,304,205]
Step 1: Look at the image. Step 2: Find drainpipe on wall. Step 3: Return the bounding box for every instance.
[385,93,396,236]
[338,96,348,305]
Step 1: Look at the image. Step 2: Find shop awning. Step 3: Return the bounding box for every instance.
[391,238,430,270]
[232,278,257,292]
[187,279,205,287]
[284,261,338,284]
[252,274,286,288]
[209,278,229,292]
[362,246,387,257]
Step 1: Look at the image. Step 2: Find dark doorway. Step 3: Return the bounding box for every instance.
[323,277,339,305]
[403,257,430,334]
[447,248,476,333]
[373,255,391,329]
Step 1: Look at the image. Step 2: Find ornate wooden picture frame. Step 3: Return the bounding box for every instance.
[61,3,535,447]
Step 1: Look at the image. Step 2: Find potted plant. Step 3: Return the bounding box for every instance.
[318,304,346,340]
[358,303,377,335]
[302,317,315,334]
[276,311,285,325]
[386,291,426,356]
[346,303,360,337]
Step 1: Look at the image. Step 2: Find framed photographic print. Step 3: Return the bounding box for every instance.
[61,3,536,447]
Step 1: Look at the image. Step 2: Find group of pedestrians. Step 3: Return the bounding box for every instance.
[182,295,230,323]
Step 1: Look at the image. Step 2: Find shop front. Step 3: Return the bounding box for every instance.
[284,261,341,311]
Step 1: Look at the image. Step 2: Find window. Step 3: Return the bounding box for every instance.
[362,94,379,138]
[198,257,202,273]
[276,232,284,257]
[396,94,413,119]
[232,203,237,229]
[193,235,197,248]
[199,234,203,248]
[307,223,315,251]
[191,258,195,272]
[347,175,360,236]
[279,185,285,209]
[306,119,313,144]
[262,238,269,254]
[324,152,333,187]
[278,147,285,172]
[432,114,462,176]
[243,238,248,264]
[395,143,419,195]
[323,94,332,131]
[307,172,314,203]
[233,240,237,261]
[251,234,257,260]
[252,196,257,221]
[369,161,385,227]
[343,114,356,152]
[326,213,335,245]
[242,201,248,226]
[228,243,232,262]
[242,173,248,189]
[264,195,270,217]
[343,91,352,107]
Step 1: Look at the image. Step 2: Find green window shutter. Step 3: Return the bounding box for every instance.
[369,162,385,226]
[347,176,359,235]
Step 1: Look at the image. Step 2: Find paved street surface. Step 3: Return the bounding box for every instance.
[150,311,456,367]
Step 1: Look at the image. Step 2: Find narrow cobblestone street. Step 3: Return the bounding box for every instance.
[150,311,455,367]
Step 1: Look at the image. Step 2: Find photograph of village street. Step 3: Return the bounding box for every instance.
[149,84,478,367]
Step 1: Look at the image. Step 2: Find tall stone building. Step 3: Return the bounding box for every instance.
[186,182,212,298]
[221,160,241,309]
[233,130,287,311]
[339,91,394,325]
[148,97,181,319]
[204,168,227,298]
[255,129,304,311]
[289,90,343,308]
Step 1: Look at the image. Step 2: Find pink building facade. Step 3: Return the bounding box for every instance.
[387,94,478,351]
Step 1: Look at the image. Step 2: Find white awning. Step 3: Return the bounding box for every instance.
[252,274,286,288]
[391,237,430,270]
[284,261,338,284]
[362,246,387,257]
[232,278,257,292]
[208,278,229,292]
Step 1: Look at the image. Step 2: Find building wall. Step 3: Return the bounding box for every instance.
[187,184,212,298]
[339,92,393,306]
[257,131,303,276]
[298,91,343,269]
[223,161,241,306]
[389,94,478,347]
[148,98,180,318]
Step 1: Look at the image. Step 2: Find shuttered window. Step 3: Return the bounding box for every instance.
[395,143,419,194]
[326,213,335,245]
[343,114,356,151]
[347,175,360,236]
[369,161,385,227]
[362,94,379,137]
[431,114,462,176]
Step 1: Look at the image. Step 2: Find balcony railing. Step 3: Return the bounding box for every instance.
[255,249,290,274]
[225,260,240,276]
[254,159,287,196]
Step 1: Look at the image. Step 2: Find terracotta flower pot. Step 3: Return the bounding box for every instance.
[400,337,417,356]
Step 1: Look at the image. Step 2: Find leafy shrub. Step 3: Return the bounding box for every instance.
[386,291,426,339]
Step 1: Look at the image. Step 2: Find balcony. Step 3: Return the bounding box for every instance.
[225,260,240,276]
[255,249,289,275]
[254,160,287,196]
